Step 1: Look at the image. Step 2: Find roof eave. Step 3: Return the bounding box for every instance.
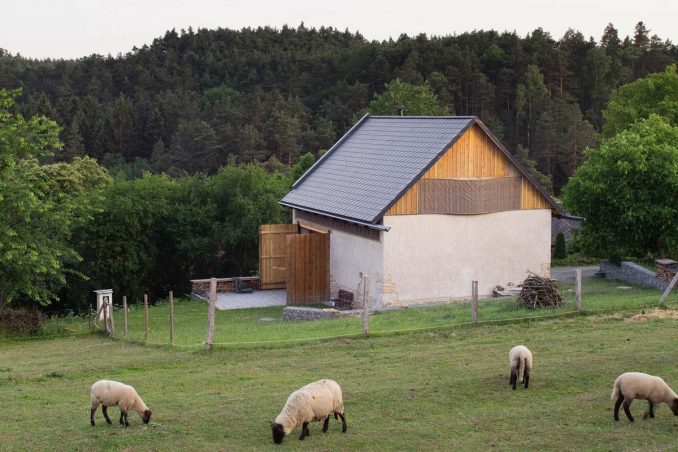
[279,201,391,232]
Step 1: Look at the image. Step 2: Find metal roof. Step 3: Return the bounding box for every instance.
[280,114,563,227]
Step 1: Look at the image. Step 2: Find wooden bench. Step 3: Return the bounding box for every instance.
[333,290,354,310]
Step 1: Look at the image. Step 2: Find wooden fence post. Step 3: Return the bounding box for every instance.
[575,269,582,312]
[206,278,217,351]
[123,296,128,339]
[658,271,678,305]
[362,275,370,336]
[107,300,115,336]
[169,290,174,346]
[102,301,109,336]
[89,303,93,332]
[143,294,149,342]
[471,281,478,323]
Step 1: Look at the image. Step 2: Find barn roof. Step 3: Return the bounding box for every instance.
[280,114,563,229]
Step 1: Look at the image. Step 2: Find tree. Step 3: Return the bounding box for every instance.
[368,79,448,116]
[516,65,549,151]
[0,89,111,305]
[562,115,678,258]
[602,65,678,137]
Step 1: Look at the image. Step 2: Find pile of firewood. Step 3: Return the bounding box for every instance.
[517,273,566,309]
[655,259,677,282]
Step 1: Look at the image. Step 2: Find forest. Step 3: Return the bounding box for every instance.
[2,22,678,314]
[2,22,677,191]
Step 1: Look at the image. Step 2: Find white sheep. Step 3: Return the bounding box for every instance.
[611,372,678,422]
[90,379,152,427]
[271,379,346,444]
[509,345,533,390]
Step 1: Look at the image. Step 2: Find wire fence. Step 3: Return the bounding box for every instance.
[3,275,677,348]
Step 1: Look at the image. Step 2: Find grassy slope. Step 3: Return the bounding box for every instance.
[1,312,676,451]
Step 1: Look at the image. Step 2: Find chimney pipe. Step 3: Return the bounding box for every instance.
[395,105,405,116]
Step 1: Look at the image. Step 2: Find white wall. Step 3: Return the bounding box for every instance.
[382,210,551,304]
[328,229,384,307]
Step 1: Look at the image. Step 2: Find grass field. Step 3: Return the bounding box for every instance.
[37,276,678,349]
[0,308,676,451]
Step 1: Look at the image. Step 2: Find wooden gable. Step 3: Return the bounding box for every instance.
[386,124,551,216]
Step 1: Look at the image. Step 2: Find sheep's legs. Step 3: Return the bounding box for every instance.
[299,422,310,440]
[510,369,517,390]
[119,410,129,427]
[322,416,330,433]
[524,367,530,389]
[90,402,100,426]
[338,412,347,433]
[648,401,655,419]
[623,400,635,422]
[614,395,624,421]
[102,405,112,424]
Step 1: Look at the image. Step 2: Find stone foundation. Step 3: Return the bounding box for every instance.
[283,306,362,321]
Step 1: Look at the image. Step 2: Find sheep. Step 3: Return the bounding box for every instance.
[90,380,152,427]
[271,379,346,444]
[509,345,533,390]
[611,372,678,422]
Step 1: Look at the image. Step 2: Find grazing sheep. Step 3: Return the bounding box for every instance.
[271,379,346,444]
[509,345,533,390]
[90,380,152,427]
[611,372,678,422]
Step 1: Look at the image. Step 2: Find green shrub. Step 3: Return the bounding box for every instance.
[553,232,567,259]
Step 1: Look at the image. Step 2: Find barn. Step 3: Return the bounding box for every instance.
[266,114,563,308]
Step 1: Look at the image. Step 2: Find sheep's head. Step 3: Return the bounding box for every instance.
[671,398,678,416]
[143,409,152,424]
[271,422,285,444]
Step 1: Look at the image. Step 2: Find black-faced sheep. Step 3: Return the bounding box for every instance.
[271,379,346,444]
[90,380,151,427]
[611,372,678,422]
[509,345,532,390]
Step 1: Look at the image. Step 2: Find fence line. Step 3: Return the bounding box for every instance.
[3,281,677,346]
[108,299,676,349]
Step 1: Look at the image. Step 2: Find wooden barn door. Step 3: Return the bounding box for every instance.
[286,232,330,305]
[259,224,298,289]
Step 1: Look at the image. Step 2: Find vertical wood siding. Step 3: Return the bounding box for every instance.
[386,125,550,215]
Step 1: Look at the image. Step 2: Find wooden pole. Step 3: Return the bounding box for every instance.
[575,269,582,312]
[123,296,128,339]
[102,300,109,336]
[169,290,174,346]
[143,294,149,342]
[107,300,115,336]
[89,303,93,332]
[471,281,478,323]
[206,278,217,351]
[659,271,678,305]
[362,275,370,336]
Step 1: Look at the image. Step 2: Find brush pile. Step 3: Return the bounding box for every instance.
[517,273,566,309]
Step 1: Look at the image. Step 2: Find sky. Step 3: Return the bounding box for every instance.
[2,0,677,60]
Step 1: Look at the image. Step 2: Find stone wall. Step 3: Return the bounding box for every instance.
[283,306,362,321]
[599,261,668,290]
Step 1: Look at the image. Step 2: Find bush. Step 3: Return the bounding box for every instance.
[553,232,567,259]
[0,305,44,335]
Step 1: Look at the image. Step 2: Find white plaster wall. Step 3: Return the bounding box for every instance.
[382,210,551,304]
[328,230,384,307]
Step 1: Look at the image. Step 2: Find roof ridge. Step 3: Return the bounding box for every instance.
[370,115,477,119]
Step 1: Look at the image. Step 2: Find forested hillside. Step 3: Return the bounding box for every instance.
[1,22,676,191]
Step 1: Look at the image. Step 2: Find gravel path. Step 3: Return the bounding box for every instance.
[551,265,599,282]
